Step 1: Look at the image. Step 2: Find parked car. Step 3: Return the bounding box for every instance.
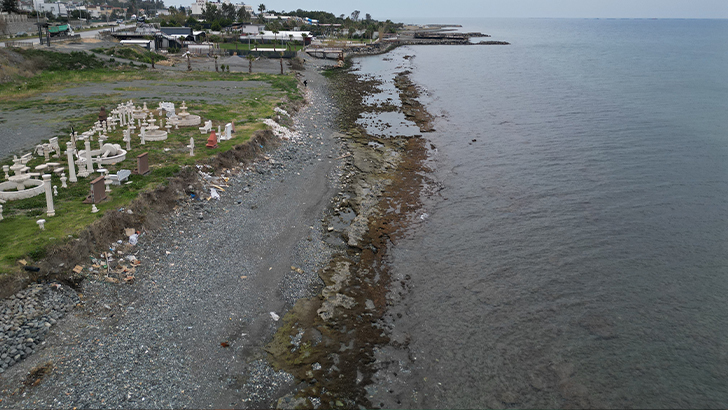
[117,19,124,24]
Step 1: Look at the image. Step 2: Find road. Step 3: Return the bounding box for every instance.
[0,24,135,47]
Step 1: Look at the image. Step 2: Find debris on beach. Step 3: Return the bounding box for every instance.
[263,119,300,141]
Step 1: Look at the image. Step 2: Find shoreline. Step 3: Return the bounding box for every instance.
[0,47,436,408]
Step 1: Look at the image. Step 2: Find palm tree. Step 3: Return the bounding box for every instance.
[271,27,279,51]
[257,4,265,22]
[246,53,256,73]
[288,34,293,51]
[279,51,284,75]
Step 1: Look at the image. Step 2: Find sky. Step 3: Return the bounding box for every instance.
[165,0,728,20]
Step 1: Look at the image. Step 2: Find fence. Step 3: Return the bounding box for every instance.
[4,40,34,48]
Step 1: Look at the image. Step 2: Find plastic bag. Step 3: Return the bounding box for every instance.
[129,233,138,245]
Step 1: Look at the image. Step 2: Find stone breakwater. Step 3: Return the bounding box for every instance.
[0,284,79,374]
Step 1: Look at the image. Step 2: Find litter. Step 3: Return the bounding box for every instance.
[210,188,220,200]
[270,312,280,321]
[129,233,138,245]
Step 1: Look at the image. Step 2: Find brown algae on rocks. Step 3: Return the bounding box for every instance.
[267,60,434,408]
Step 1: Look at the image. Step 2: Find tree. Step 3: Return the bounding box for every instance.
[246,53,256,73]
[236,7,250,22]
[257,3,265,21]
[221,3,235,22]
[1,0,20,13]
[365,13,371,21]
[271,27,278,50]
[279,51,283,75]
[202,4,219,22]
[351,10,359,22]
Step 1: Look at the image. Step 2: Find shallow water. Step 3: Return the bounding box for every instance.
[359,18,728,408]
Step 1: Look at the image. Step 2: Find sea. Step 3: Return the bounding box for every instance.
[350,18,728,408]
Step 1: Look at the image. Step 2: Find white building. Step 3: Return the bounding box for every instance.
[29,0,68,17]
[247,30,311,42]
[190,0,251,16]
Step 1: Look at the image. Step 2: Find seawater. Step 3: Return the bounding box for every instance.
[354,18,728,408]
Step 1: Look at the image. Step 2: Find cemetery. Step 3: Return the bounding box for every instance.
[0,91,291,280]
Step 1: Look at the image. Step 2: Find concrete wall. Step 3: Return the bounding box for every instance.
[0,14,46,36]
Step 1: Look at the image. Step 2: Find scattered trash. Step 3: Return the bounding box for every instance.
[73,265,83,274]
[105,277,119,283]
[125,255,138,263]
[23,266,40,272]
[18,259,27,266]
[129,233,138,245]
[270,312,280,321]
[290,266,304,274]
[220,342,230,348]
[210,188,220,200]
[240,275,248,279]
[124,228,136,237]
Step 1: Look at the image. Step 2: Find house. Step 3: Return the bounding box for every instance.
[239,23,264,35]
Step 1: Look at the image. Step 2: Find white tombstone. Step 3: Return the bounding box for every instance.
[109,169,131,185]
[53,185,58,196]
[187,137,195,156]
[217,125,221,138]
[84,140,94,175]
[199,120,212,134]
[0,204,3,221]
[37,219,46,230]
[104,174,112,193]
[43,174,55,217]
[66,141,77,183]
[123,129,132,150]
[98,135,108,150]
[140,127,146,145]
[3,165,9,180]
[224,123,232,140]
[91,204,99,213]
[49,137,61,158]
[60,174,68,188]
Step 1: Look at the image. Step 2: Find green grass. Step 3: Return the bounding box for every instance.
[0,59,301,274]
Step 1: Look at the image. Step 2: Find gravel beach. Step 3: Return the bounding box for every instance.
[0,58,345,408]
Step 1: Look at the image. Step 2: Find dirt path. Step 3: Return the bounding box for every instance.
[0,59,341,409]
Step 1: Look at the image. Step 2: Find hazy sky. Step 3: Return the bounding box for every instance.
[166,0,728,20]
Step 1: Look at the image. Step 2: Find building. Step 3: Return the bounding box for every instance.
[246,30,311,44]
[189,0,252,17]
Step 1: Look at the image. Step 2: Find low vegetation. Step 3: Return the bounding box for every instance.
[91,45,168,64]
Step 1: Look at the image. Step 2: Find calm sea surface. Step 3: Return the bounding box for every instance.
[354,18,728,408]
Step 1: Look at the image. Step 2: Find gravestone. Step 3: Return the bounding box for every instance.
[134,152,150,175]
[83,175,107,204]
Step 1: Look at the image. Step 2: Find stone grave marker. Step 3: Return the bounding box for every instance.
[83,175,107,204]
[134,152,150,175]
